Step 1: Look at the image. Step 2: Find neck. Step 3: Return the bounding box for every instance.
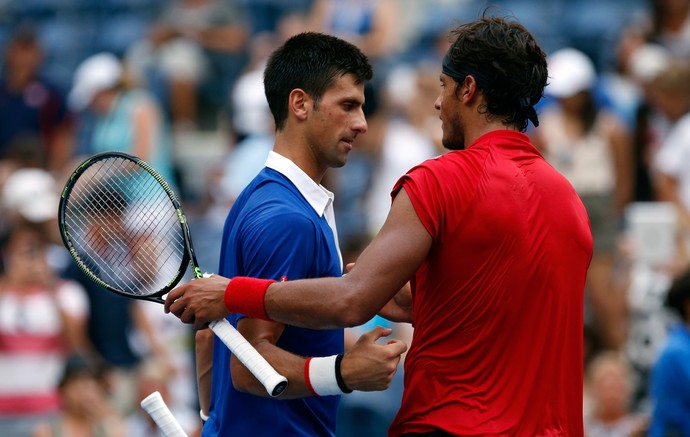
[463,119,518,147]
[273,131,326,184]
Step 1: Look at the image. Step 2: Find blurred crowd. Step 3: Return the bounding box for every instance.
[0,0,690,436]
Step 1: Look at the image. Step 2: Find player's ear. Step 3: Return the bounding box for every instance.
[288,88,311,121]
[461,75,480,103]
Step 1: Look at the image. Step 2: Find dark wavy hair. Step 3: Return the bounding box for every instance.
[264,32,373,131]
[666,268,690,322]
[446,13,548,132]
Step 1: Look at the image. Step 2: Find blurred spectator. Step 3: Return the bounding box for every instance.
[584,350,648,437]
[244,0,312,36]
[130,301,197,421]
[217,13,309,205]
[68,52,176,186]
[620,201,682,409]
[626,43,673,203]
[307,0,399,71]
[126,358,198,437]
[532,48,633,350]
[0,167,62,244]
[32,354,127,437]
[648,267,690,437]
[59,257,171,417]
[125,0,249,130]
[0,222,90,437]
[220,53,274,202]
[599,25,670,129]
[650,61,690,265]
[644,0,690,59]
[363,67,439,236]
[0,26,73,173]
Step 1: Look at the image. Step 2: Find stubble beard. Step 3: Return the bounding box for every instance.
[442,114,466,151]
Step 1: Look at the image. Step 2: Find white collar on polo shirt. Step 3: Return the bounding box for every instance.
[264,151,342,268]
[265,151,334,217]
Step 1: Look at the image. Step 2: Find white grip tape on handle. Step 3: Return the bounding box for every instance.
[209,318,288,397]
[140,391,188,437]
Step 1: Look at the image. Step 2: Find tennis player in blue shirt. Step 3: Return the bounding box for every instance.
[195,32,408,436]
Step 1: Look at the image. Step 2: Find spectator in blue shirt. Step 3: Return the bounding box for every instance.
[649,267,690,437]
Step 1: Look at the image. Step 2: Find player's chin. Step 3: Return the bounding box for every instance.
[331,157,348,168]
[331,149,351,167]
[442,134,465,151]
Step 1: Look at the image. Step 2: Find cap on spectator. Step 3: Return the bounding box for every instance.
[546,48,596,98]
[231,65,272,137]
[68,52,122,111]
[2,168,59,223]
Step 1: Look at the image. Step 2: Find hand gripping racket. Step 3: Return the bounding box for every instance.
[58,151,288,397]
[141,391,188,437]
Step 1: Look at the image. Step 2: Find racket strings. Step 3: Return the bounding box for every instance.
[63,156,187,296]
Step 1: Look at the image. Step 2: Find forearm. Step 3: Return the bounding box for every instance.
[164,188,430,331]
[231,339,316,399]
[263,276,378,329]
[195,329,213,416]
[378,283,413,324]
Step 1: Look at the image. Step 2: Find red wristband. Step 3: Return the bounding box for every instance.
[224,277,276,320]
[303,357,318,397]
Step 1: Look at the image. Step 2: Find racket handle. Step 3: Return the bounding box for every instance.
[209,318,288,397]
[140,391,188,437]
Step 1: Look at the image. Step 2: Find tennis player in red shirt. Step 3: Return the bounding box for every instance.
[166,14,593,437]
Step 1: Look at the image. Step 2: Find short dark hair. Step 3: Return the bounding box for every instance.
[263,32,373,130]
[445,13,548,132]
[666,268,690,321]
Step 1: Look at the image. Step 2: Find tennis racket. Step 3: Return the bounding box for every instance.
[141,391,188,437]
[58,151,288,397]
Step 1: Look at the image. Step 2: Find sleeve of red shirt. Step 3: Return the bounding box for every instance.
[391,163,443,240]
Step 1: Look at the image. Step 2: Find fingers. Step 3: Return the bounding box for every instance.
[359,326,393,343]
[163,286,185,313]
[385,339,408,355]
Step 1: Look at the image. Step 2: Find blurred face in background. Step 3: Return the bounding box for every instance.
[648,65,690,122]
[4,36,43,85]
[588,355,633,420]
[3,226,52,288]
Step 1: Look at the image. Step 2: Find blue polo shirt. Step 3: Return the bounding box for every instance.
[202,152,344,437]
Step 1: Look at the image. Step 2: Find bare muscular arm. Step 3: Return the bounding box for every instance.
[165,188,430,330]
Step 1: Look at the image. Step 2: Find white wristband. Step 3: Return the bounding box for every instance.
[305,355,342,396]
[200,409,209,422]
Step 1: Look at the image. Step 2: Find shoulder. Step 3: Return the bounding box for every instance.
[410,149,486,175]
[241,171,307,209]
[238,177,319,232]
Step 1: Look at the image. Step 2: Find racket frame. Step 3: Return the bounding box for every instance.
[58,151,200,303]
